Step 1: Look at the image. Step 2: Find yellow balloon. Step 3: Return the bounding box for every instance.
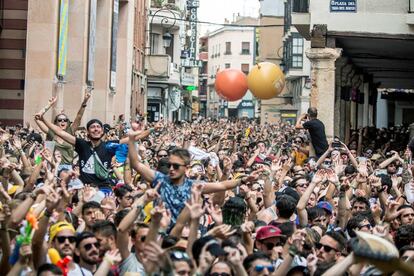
[247,62,285,100]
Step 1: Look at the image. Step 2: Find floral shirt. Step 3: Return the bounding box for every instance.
[152,171,195,224]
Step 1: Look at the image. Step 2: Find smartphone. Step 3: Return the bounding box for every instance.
[332,136,341,149]
[374,169,387,176]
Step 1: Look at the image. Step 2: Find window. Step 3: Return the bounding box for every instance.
[225,42,231,54]
[241,42,250,55]
[225,63,231,69]
[150,33,160,54]
[241,63,249,75]
[291,34,303,68]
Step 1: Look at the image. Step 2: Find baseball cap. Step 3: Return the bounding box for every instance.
[276,186,300,203]
[256,225,283,241]
[317,201,333,215]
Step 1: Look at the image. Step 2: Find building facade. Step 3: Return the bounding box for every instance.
[207,16,258,119]
[257,0,311,125]
[291,0,414,140]
[146,0,199,122]
[0,0,28,126]
[0,0,145,127]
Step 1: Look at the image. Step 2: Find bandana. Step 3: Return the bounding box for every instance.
[49,221,75,242]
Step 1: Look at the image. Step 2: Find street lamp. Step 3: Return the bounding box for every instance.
[162,31,173,48]
[149,8,177,53]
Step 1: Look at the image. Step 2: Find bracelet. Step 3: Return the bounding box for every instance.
[44,209,53,218]
[82,104,87,108]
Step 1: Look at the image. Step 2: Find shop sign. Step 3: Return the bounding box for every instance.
[330,0,356,12]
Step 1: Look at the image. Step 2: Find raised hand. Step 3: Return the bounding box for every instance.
[185,186,204,220]
[206,224,236,240]
[104,249,122,265]
[83,89,92,104]
[206,204,223,225]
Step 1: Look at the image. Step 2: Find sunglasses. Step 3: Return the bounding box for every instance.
[158,154,168,158]
[296,182,308,188]
[171,251,190,261]
[210,273,230,276]
[84,242,100,251]
[316,242,337,253]
[168,162,185,170]
[264,241,284,250]
[357,223,372,230]
[56,235,76,244]
[57,118,68,122]
[254,265,275,273]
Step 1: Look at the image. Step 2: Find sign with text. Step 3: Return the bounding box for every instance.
[330,0,357,12]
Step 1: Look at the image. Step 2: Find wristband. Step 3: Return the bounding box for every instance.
[288,245,299,257]
[82,104,87,108]
[44,209,53,218]
[149,128,155,134]
[35,156,42,165]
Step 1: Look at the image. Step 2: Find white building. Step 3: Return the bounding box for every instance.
[145,0,198,122]
[290,0,414,140]
[207,17,258,118]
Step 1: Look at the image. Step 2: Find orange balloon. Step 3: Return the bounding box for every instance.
[247,62,285,100]
[214,69,248,101]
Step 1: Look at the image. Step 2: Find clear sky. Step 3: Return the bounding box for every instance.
[198,0,260,35]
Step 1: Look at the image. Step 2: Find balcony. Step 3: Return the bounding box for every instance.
[145,55,171,78]
[408,0,414,24]
[291,0,310,39]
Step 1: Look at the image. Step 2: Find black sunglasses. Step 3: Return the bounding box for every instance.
[264,240,284,250]
[84,242,100,251]
[168,162,185,170]
[57,118,68,122]
[140,236,146,242]
[316,242,337,253]
[210,273,231,276]
[158,154,168,158]
[56,235,76,244]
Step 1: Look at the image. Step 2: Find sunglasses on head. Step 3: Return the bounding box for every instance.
[56,235,76,244]
[84,242,100,251]
[254,265,275,273]
[170,251,190,261]
[168,162,185,170]
[316,242,337,253]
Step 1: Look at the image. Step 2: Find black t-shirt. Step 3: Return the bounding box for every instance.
[303,119,328,157]
[75,138,116,186]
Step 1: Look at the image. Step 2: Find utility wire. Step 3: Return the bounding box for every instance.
[150,14,284,28]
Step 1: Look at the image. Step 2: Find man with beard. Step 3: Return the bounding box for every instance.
[315,231,346,271]
[36,115,155,187]
[92,221,117,260]
[34,221,91,275]
[128,133,257,225]
[75,232,100,275]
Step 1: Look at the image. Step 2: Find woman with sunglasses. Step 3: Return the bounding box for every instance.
[34,90,91,170]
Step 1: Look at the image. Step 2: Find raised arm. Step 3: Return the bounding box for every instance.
[71,89,91,131]
[295,113,307,129]
[127,131,156,182]
[297,172,322,227]
[36,114,76,145]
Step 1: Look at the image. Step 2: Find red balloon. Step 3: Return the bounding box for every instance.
[214,69,248,101]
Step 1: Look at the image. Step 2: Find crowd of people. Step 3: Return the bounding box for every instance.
[0,92,414,276]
